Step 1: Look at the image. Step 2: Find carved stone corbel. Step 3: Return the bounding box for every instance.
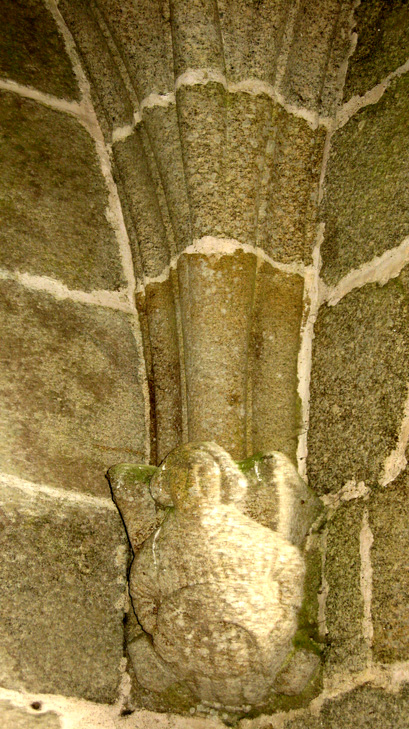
[108,442,321,712]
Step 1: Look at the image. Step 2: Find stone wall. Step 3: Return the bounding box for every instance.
[1,0,409,727]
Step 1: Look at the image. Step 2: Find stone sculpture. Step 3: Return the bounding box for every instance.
[108,442,321,711]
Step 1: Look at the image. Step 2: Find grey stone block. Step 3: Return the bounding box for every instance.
[344,0,409,100]
[321,74,409,285]
[0,479,129,701]
[58,0,133,136]
[177,250,257,461]
[308,270,409,494]
[0,92,125,292]
[369,472,409,662]
[250,264,303,462]
[0,0,79,100]
[94,0,174,100]
[0,280,146,497]
[258,110,325,265]
[324,501,367,674]
[218,0,290,84]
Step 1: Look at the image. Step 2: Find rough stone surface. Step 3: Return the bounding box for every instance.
[176,82,227,241]
[324,501,367,674]
[0,479,128,701]
[0,280,146,497]
[143,280,183,465]
[250,265,303,461]
[321,74,409,285]
[95,0,174,100]
[344,0,409,100]
[258,112,325,265]
[142,105,191,256]
[218,0,290,83]
[369,472,409,662]
[0,93,125,292]
[0,0,79,100]
[170,0,225,77]
[110,442,318,711]
[0,702,61,729]
[59,0,133,136]
[280,0,354,115]
[308,270,409,494]
[224,93,276,247]
[280,685,409,728]
[113,130,170,279]
[177,251,257,461]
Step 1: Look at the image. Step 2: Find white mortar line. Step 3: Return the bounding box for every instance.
[45,0,137,305]
[321,479,370,509]
[296,232,323,480]
[332,0,361,110]
[380,383,409,486]
[135,236,305,292]
[140,91,176,112]
[0,77,85,118]
[0,471,116,511]
[335,56,409,130]
[0,686,118,729]
[310,661,409,715]
[0,268,135,312]
[360,508,374,661]
[175,67,330,130]
[323,235,409,307]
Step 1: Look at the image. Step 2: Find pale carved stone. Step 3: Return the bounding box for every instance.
[108,442,321,711]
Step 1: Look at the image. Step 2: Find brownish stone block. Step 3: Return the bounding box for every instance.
[308,270,409,494]
[0,479,128,701]
[344,0,409,100]
[321,74,409,285]
[324,501,367,674]
[0,93,125,292]
[369,472,409,662]
[0,280,146,497]
[0,0,79,100]
[250,264,303,461]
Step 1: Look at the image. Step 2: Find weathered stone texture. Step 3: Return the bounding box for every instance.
[0,480,128,701]
[170,0,225,77]
[0,702,61,729]
[95,0,174,100]
[112,130,170,278]
[250,265,303,461]
[0,0,79,100]
[258,112,325,265]
[142,105,191,256]
[281,685,409,728]
[176,82,227,241]
[59,0,134,137]
[321,74,409,285]
[280,0,354,115]
[0,93,125,292]
[218,0,289,83]
[224,93,277,247]
[324,501,367,674]
[308,270,409,494]
[178,251,257,461]
[344,0,409,101]
[0,280,146,497]
[144,280,183,464]
[369,472,409,662]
